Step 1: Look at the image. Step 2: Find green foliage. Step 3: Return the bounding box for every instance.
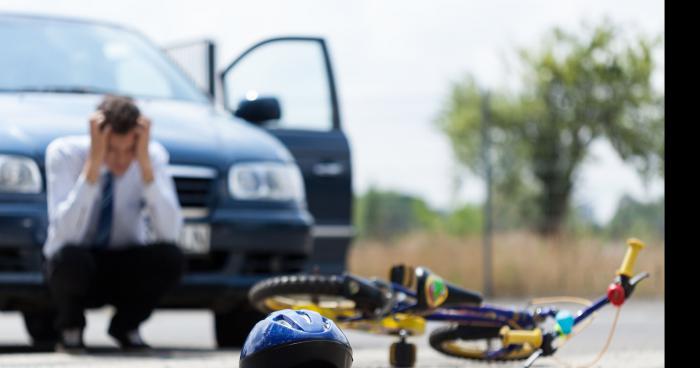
[607,195,664,241]
[444,204,483,236]
[353,188,483,241]
[353,188,662,242]
[563,203,604,237]
[354,188,431,240]
[435,19,664,235]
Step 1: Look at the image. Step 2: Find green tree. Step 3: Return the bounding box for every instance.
[564,203,604,236]
[354,188,485,240]
[436,20,664,235]
[354,188,440,240]
[444,204,483,236]
[607,195,664,240]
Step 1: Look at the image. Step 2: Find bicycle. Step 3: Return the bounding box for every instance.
[248,238,650,367]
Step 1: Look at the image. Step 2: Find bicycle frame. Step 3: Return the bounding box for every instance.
[261,238,649,366]
[332,279,619,360]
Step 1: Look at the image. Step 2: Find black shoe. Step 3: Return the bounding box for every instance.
[55,328,86,354]
[109,329,150,351]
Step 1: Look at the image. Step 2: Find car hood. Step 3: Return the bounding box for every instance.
[0,93,293,170]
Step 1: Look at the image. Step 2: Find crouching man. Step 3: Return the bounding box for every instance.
[43,95,185,352]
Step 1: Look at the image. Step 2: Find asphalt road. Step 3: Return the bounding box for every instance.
[0,299,664,367]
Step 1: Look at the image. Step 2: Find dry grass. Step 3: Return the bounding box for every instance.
[348,231,664,298]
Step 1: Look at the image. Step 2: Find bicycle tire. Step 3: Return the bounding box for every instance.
[248,274,384,316]
[428,324,533,361]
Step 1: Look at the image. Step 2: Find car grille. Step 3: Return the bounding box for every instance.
[173,177,214,208]
[169,165,218,210]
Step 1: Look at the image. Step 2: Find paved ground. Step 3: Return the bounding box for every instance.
[0,299,664,367]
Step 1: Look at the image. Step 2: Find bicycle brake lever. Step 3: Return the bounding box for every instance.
[617,271,651,301]
[522,331,556,367]
[522,349,544,368]
[630,272,650,286]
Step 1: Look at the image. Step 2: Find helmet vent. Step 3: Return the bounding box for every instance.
[295,310,313,324]
[273,314,303,330]
[276,319,293,329]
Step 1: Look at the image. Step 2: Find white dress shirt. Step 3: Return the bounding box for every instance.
[43,135,183,259]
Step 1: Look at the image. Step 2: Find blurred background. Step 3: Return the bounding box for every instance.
[1,0,664,298]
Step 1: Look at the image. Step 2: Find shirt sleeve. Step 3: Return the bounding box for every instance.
[141,143,183,243]
[45,139,101,247]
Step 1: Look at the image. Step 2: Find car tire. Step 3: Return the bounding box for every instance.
[22,309,60,349]
[215,305,267,348]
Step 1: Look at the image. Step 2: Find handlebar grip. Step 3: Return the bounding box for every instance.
[500,326,543,348]
[617,238,646,277]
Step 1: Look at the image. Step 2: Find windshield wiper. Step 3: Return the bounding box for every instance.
[0,86,120,95]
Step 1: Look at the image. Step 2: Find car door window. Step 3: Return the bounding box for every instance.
[223,40,333,131]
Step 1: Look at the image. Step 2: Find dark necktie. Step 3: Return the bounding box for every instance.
[94,172,113,247]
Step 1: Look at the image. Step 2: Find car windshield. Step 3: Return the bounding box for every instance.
[0,16,208,103]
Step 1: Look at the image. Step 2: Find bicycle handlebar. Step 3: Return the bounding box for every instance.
[505,238,649,366]
[617,238,645,277]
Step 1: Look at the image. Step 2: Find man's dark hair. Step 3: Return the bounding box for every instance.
[97,95,140,134]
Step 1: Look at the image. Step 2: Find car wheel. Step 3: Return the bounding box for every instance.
[22,309,59,349]
[215,305,267,348]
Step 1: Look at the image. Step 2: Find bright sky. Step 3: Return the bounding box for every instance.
[1,0,665,224]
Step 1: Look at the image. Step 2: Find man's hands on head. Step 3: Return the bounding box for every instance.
[135,115,154,185]
[83,111,155,185]
[84,111,110,184]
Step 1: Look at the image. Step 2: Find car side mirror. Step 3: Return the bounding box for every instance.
[233,96,281,125]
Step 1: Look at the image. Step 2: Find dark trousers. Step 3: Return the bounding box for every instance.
[44,243,185,334]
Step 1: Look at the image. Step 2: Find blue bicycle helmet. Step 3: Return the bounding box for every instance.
[240,309,353,368]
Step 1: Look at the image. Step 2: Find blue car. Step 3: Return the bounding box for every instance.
[0,13,353,347]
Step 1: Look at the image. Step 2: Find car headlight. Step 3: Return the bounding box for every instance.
[228,162,305,202]
[0,154,42,193]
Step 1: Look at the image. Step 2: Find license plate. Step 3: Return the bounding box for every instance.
[178,223,211,254]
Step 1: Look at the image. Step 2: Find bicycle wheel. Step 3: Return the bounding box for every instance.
[248,274,386,318]
[429,324,534,361]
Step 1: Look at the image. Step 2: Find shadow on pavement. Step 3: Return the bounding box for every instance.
[0,345,232,356]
